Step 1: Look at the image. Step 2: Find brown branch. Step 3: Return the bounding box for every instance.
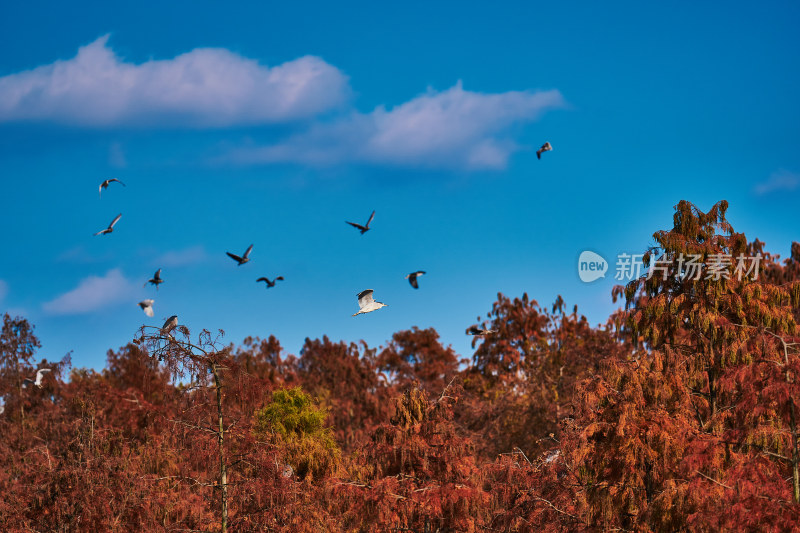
[695,470,732,489]
[168,418,218,436]
[528,495,584,524]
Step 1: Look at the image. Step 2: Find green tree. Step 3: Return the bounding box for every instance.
[254,386,340,481]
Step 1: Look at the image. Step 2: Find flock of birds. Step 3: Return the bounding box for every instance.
[0,142,553,410]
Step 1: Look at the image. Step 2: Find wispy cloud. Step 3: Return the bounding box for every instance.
[152,245,208,267]
[42,269,137,315]
[754,169,800,196]
[0,35,350,128]
[230,81,565,170]
[231,82,565,170]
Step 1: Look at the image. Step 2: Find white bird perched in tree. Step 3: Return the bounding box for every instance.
[145,269,164,289]
[139,299,155,317]
[161,315,178,336]
[275,458,294,478]
[256,276,284,288]
[23,368,52,389]
[543,450,561,465]
[352,289,388,316]
[467,325,496,336]
[99,178,126,196]
[536,141,552,160]
[94,213,122,236]
[346,210,375,234]
[405,271,426,289]
[226,244,253,266]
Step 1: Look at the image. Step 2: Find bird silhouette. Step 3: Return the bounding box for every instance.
[161,315,178,336]
[94,214,122,236]
[256,276,284,288]
[346,210,375,234]
[99,178,126,197]
[405,271,426,289]
[467,325,496,336]
[536,142,552,160]
[145,269,164,289]
[227,244,253,265]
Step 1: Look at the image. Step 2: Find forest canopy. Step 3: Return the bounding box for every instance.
[1,200,799,532]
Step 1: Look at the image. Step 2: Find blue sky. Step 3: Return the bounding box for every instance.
[1,1,798,369]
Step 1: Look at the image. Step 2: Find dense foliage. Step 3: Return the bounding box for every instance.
[0,200,798,532]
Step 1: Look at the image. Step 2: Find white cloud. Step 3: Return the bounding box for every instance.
[0,35,350,127]
[754,169,800,196]
[231,81,565,170]
[42,268,137,315]
[153,245,208,267]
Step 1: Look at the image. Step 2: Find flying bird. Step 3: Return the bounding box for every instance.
[99,178,126,196]
[23,368,52,389]
[405,271,426,289]
[346,210,375,234]
[145,269,164,289]
[139,299,155,317]
[94,214,122,236]
[536,142,552,160]
[161,315,178,336]
[352,289,388,316]
[227,244,253,266]
[256,276,284,288]
[467,326,497,336]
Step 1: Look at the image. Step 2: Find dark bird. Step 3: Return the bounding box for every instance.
[536,142,552,160]
[23,368,52,389]
[346,210,375,234]
[227,244,253,266]
[161,315,178,336]
[139,299,155,317]
[405,270,426,289]
[353,289,388,316]
[99,178,126,196]
[94,214,122,236]
[256,276,284,288]
[467,325,497,336]
[145,269,164,289]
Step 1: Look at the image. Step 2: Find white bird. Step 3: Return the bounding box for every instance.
[352,289,388,316]
[161,315,178,335]
[139,299,155,317]
[227,244,253,266]
[145,269,164,289]
[94,214,122,236]
[543,450,561,465]
[0,398,5,415]
[23,368,52,389]
[99,178,126,197]
[256,276,284,288]
[405,271,426,289]
[536,142,552,160]
[467,326,496,336]
[346,210,375,234]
